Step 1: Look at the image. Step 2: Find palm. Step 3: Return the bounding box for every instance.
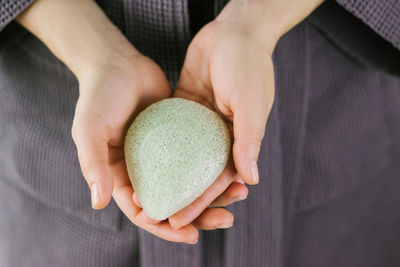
[73,55,201,241]
[171,21,275,232]
[98,56,171,207]
[176,21,273,115]
[175,22,241,178]
[167,21,269,231]
[77,55,171,144]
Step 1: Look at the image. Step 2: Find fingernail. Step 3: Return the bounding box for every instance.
[235,177,245,184]
[215,224,233,229]
[187,239,198,245]
[250,160,259,184]
[91,183,99,208]
[230,195,247,204]
[233,174,245,184]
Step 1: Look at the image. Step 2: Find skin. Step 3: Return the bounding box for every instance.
[16,0,323,244]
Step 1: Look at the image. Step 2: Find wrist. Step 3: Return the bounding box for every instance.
[215,0,324,51]
[215,0,280,51]
[17,0,139,82]
[66,23,139,82]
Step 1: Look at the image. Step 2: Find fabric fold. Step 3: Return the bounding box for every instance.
[0,0,35,31]
[336,0,400,49]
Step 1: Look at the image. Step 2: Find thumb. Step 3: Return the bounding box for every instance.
[232,94,271,185]
[71,105,114,210]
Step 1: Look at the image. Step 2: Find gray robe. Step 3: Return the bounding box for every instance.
[0,0,399,266]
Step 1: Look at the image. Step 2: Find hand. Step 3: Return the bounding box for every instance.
[170,12,276,229]
[170,0,325,230]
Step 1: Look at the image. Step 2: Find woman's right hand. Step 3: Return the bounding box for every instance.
[72,51,203,243]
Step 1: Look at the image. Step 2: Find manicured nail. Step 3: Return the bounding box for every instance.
[250,160,259,184]
[215,224,233,229]
[91,183,99,208]
[230,195,247,204]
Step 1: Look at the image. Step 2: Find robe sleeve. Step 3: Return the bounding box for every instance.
[0,0,35,31]
[307,1,400,76]
[335,0,400,50]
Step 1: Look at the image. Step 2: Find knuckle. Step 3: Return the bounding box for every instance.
[215,201,229,208]
[79,159,92,181]
[235,131,264,148]
[70,124,78,142]
[70,117,85,143]
[168,216,181,229]
[247,132,264,147]
[79,157,104,178]
[196,193,209,208]
[154,223,164,238]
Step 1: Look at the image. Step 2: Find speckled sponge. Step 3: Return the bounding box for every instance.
[124,98,231,220]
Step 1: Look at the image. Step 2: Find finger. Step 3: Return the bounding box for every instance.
[135,209,163,225]
[71,102,113,210]
[231,79,274,185]
[113,181,199,244]
[174,54,214,111]
[168,159,236,230]
[209,182,248,207]
[234,175,245,184]
[131,192,161,224]
[192,208,234,230]
[132,191,142,208]
[112,162,198,244]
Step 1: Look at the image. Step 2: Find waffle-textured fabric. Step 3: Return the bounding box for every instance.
[336,0,400,49]
[0,0,400,266]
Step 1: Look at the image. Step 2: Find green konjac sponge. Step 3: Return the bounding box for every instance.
[124,98,231,220]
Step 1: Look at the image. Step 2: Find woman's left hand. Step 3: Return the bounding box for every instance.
[170,0,324,230]
[169,8,277,230]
